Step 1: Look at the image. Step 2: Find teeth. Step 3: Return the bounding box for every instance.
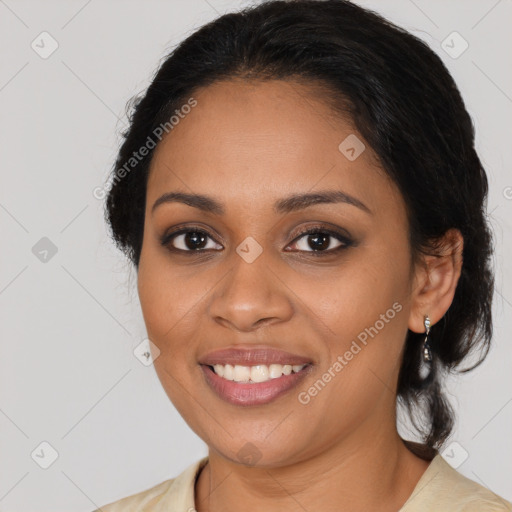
[233,365,251,382]
[250,365,269,383]
[223,364,234,380]
[213,364,224,378]
[210,363,307,383]
[269,364,283,379]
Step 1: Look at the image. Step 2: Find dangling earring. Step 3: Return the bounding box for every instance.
[423,314,432,362]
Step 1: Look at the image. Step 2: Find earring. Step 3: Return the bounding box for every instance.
[423,315,432,362]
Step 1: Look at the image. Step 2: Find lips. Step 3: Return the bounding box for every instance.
[198,347,313,406]
[198,347,312,367]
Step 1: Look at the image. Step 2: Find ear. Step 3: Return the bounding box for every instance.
[408,228,464,333]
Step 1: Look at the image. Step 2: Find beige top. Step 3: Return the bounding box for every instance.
[95,454,512,511]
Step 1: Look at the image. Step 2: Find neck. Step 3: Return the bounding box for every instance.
[195,422,431,512]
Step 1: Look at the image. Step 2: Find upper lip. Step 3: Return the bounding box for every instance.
[198,347,312,366]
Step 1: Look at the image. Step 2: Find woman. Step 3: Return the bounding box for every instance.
[96,0,511,510]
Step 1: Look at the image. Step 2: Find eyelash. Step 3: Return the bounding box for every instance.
[160,224,354,257]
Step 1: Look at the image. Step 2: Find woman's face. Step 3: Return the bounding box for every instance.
[138,79,419,467]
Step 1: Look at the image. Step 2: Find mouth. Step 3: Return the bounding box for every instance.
[208,362,307,382]
[198,347,313,406]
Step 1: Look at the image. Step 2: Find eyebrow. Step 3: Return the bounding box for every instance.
[151,190,372,216]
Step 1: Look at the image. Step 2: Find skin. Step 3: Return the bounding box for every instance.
[137,78,463,512]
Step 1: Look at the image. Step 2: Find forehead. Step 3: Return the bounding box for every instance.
[147,79,400,216]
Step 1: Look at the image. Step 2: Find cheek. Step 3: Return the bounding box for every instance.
[293,245,410,388]
[330,262,409,397]
[137,252,205,409]
[291,254,407,343]
[137,248,200,353]
[295,277,407,435]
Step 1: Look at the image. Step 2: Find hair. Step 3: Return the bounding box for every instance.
[104,0,494,451]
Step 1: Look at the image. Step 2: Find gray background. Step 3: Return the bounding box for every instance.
[0,0,511,510]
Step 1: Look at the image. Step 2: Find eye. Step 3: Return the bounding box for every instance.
[286,227,353,254]
[160,224,353,255]
[161,228,223,252]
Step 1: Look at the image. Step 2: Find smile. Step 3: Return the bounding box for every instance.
[201,362,311,406]
[210,363,307,383]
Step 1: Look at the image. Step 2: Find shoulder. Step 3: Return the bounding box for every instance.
[401,454,512,512]
[92,457,208,512]
[92,478,175,512]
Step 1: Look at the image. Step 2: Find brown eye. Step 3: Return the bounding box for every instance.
[162,229,223,252]
[287,227,353,254]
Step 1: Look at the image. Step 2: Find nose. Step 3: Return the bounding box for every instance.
[207,252,294,333]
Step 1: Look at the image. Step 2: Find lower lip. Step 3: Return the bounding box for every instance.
[201,365,311,406]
